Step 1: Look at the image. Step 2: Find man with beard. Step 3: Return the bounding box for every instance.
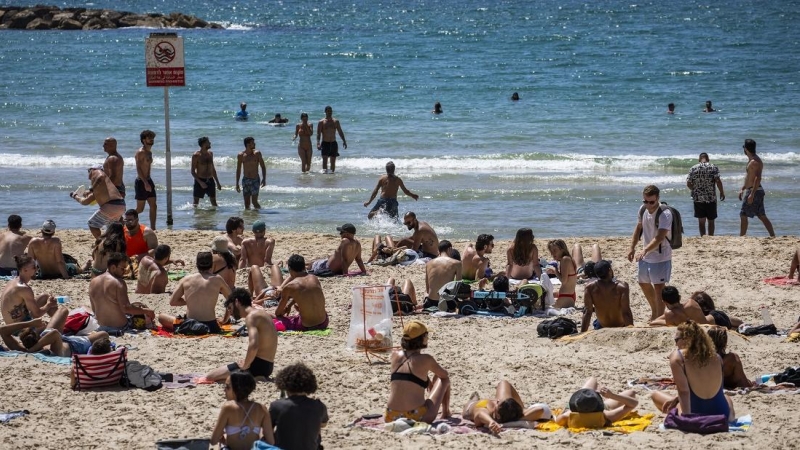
[462,234,496,281]
[204,288,278,381]
[377,212,439,259]
[89,252,155,334]
[122,209,158,260]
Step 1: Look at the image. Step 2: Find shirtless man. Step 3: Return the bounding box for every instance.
[382,212,439,259]
[134,130,157,230]
[205,288,278,381]
[1,254,60,329]
[307,223,366,276]
[235,137,267,210]
[239,220,275,268]
[191,137,222,207]
[363,161,419,220]
[649,286,708,327]
[316,105,347,174]
[273,254,329,331]
[423,241,462,308]
[123,209,158,260]
[71,165,126,239]
[4,320,107,357]
[462,234,496,281]
[89,253,155,334]
[0,215,33,276]
[739,139,775,237]
[103,137,125,201]
[136,245,175,294]
[158,252,232,334]
[27,220,71,279]
[581,261,633,332]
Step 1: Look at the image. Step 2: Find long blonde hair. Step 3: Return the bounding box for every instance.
[677,321,716,367]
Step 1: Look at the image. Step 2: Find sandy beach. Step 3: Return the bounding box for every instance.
[1,229,798,449]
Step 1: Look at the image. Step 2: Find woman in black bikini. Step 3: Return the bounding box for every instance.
[385,321,451,423]
[211,236,237,290]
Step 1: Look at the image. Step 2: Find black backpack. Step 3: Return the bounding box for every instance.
[175,319,210,336]
[537,317,578,339]
[638,202,684,250]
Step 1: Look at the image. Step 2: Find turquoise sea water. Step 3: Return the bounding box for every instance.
[1,0,798,238]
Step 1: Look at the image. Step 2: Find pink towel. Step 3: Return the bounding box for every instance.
[763,276,800,286]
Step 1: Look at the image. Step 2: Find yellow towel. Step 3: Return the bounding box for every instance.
[786,332,800,343]
[535,411,654,434]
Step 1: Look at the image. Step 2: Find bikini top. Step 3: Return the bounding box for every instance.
[391,355,429,389]
[225,402,262,440]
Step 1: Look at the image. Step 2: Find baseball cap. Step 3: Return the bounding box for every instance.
[336,223,356,234]
[41,219,56,235]
[594,260,612,279]
[252,220,266,232]
[403,321,428,339]
[211,236,230,254]
[569,388,605,413]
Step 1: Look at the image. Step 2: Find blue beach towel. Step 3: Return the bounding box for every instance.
[0,410,29,423]
[32,352,71,365]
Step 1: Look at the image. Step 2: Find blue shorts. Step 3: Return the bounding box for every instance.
[61,335,92,355]
[740,188,766,218]
[638,260,672,284]
[242,177,260,197]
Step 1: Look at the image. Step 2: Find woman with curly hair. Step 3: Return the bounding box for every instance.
[385,321,451,423]
[211,370,275,450]
[651,321,735,420]
[269,363,328,450]
[707,326,756,390]
[506,228,541,280]
[547,239,578,308]
[90,222,126,276]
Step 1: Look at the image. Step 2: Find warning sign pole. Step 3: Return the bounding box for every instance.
[145,32,185,227]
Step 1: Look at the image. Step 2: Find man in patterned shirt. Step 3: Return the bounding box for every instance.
[686,153,725,236]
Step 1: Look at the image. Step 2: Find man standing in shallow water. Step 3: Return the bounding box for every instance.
[235,137,266,210]
[739,139,775,237]
[316,106,347,174]
[364,161,419,220]
[192,137,222,207]
[135,130,157,230]
[102,137,125,202]
[686,152,725,236]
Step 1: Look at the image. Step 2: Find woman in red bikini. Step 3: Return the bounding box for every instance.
[547,239,578,308]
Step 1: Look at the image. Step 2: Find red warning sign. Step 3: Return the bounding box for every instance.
[145,34,185,87]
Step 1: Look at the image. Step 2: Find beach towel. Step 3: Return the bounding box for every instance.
[155,438,211,450]
[150,324,238,338]
[0,410,29,423]
[278,328,332,337]
[162,373,203,389]
[33,352,71,365]
[658,415,752,433]
[348,414,485,435]
[786,332,800,343]
[167,270,187,281]
[536,411,654,434]
[628,377,676,391]
[763,276,800,286]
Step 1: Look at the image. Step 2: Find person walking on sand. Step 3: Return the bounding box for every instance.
[364,161,419,220]
[627,185,673,321]
[102,137,125,201]
[739,139,775,237]
[293,112,313,173]
[235,137,266,210]
[135,130,158,229]
[316,106,347,174]
[72,165,125,239]
[192,137,223,208]
[687,152,725,236]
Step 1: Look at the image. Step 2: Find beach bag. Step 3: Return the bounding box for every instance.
[639,202,684,250]
[663,408,728,434]
[439,281,472,302]
[537,317,578,339]
[175,319,210,336]
[388,287,415,315]
[72,347,127,390]
[122,360,163,391]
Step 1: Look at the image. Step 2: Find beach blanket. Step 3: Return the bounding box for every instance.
[167,270,187,281]
[658,415,752,433]
[0,349,71,365]
[278,329,332,337]
[763,276,800,286]
[0,410,29,423]
[786,332,800,343]
[348,414,486,435]
[163,373,203,389]
[150,324,239,338]
[628,377,676,391]
[536,411,654,434]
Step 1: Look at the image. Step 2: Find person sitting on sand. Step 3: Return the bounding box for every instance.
[27,220,77,279]
[136,244,182,294]
[554,377,638,429]
[247,264,285,306]
[122,209,158,261]
[707,326,756,390]
[689,291,743,330]
[422,240,462,309]
[211,370,275,450]
[89,222,126,277]
[1,254,61,328]
[649,286,709,327]
[268,113,289,124]
[269,363,329,450]
[239,220,275,268]
[463,380,551,433]
[205,289,278,382]
[462,234,498,282]
[387,277,419,313]
[378,212,440,259]
[0,312,68,349]
[273,254,329,331]
[225,216,245,262]
[90,252,155,334]
[211,236,238,290]
[581,260,633,332]
[505,228,542,280]
[386,321,451,424]
[650,321,735,421]
[158,251,232,334]
[571,242,603,283]
[546,239,578,308]
[0,214,33,276]
[789,247,800,282]
[306,223,366,277]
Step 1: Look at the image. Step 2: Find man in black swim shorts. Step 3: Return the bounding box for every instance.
[316,106,347,174]
[205,288,278,381]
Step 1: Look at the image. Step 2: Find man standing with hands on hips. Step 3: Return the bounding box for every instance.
[627,185,673,321]
[317,106,347,174]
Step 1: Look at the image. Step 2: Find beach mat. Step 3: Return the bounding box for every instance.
[150,324,238,338]
[658,415,752,433]
[162,373,203,389]
[0,410,29,424]
[278,328,332,337]
[167,270,187,281]
[0,350,72,365]
[536,411,654,434]
[348,414,487,435]
[763,276,800,286]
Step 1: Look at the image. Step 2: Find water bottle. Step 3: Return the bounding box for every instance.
[760,306,773,325]
[760,374,777,383]
[56,296,70,304]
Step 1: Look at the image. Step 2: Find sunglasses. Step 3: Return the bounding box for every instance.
[642,200,657,205]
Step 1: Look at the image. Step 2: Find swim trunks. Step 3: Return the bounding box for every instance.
[134,177,157,200]
[320,141,339,157]
[370,198,399,219]
[241,177,260,197]
[710,310,733,329]
[88,200,126,230]
[385,405,428,422]
[61,335,92,355]
[310,259,332,276]
[419,248,437,259]
[276,313,329,331]
[228,356,274,379]
[740,188,766,218]
[193,177,217,199]
[98,315,133,336]
[693,201,718,220]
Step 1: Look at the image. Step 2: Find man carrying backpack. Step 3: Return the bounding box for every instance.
[627,185,673,321]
